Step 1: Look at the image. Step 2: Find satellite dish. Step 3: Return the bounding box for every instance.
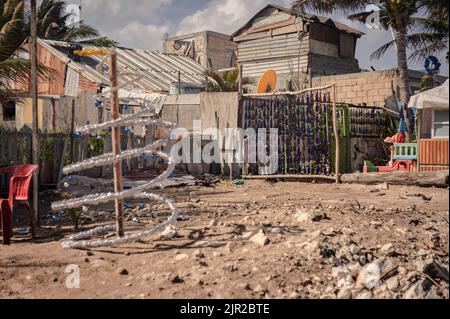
[257,69,277,94]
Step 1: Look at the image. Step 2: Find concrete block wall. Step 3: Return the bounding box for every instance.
[312,70,396,107]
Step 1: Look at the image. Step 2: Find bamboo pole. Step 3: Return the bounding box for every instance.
[30,0,40,227]
[110,51,124,237]
[332,84,341,184]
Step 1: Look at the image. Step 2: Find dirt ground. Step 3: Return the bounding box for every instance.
[0,179,448,299]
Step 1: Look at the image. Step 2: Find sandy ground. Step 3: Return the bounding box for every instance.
[0,180,448,299]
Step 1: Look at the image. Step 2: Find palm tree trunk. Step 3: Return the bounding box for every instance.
[394,27,411,104]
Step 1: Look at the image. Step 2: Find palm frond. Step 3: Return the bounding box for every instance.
[371,39,397,60]
[291,0,370,15]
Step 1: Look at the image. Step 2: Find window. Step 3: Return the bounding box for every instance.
[2,101,16,121]
[432,110,449,138]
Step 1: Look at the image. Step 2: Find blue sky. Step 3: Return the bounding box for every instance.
[77,0,449,76]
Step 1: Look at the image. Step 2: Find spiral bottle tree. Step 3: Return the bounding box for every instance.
[51,49,178,249]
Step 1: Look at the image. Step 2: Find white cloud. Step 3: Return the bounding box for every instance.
[115,22,169,51]
[176,0,292,35]
[79,0,172,50]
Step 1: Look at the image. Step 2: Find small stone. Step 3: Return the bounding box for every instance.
[385,276,399,290]
[174,254,189,261]
[159,225,178,240]
[347,262,362,279]
[354,291,373,299]
[193,249,205,259]
[356,261,381,290]
[85,251,94,256]
[289,292,300,299]
[91,259,112,268]
[253,284,266,294]
[249,229,269,247]
[349,244,361,255]
[380,243,395,255]
[213,251,224,258]
[417,248,429,257]
[398,266,408,275]
[118,268,129,275]
[171,275,184,284]
[377,182,389,191]
[337,288,352,299]
[209,218,218,228]
[296,209,311,223]
[371,221,382,228]
[303,240,321,256]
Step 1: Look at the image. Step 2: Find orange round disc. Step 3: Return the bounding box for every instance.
[257,69,277,94]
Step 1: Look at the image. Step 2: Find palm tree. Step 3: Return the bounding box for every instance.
[204,68,254,92]
[0,0,27,61]
[36,0,98,41]
[291,0,445,105]
[1,0,28,102]
[1,0,98,103]
[407,1,448,63]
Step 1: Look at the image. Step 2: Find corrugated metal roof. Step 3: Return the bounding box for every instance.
[39,39,207,93]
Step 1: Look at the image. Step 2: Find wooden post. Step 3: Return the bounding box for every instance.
[30,0,40,227]
[332,85,341,184]
[417,110,421,172]
[238,64,243,95]
[178,70,181,94]
[110,51,124,237]
[70,99,75,162]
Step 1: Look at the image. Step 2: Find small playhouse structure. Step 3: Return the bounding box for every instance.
[364,80,449,173]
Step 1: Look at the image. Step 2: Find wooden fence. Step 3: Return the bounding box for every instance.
[0,126,160,186]
[419,139,450,171]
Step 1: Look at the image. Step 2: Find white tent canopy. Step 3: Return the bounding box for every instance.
[408,79,449,110]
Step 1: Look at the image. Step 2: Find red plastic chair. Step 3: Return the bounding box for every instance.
[0,165,37,245]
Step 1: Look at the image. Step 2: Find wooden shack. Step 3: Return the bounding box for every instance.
[231,4,364,91]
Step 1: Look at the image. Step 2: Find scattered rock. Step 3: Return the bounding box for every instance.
[370,221,382,228]
[311,211,329,222]
[91,259,112,268]
[249,229,269,247]
[380,243,395,255]
[159,225,178,240]
[415,258,449,281]
[171,275,184,284]
[349,244,361,255]
[118,268,129,275]
[337,288,352,299]
[356,261,381,290]
[174,254,189,261]
[403,279,431,299]
[193,249,205,259]
[385,276,399,291]
[354,291,373,299]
